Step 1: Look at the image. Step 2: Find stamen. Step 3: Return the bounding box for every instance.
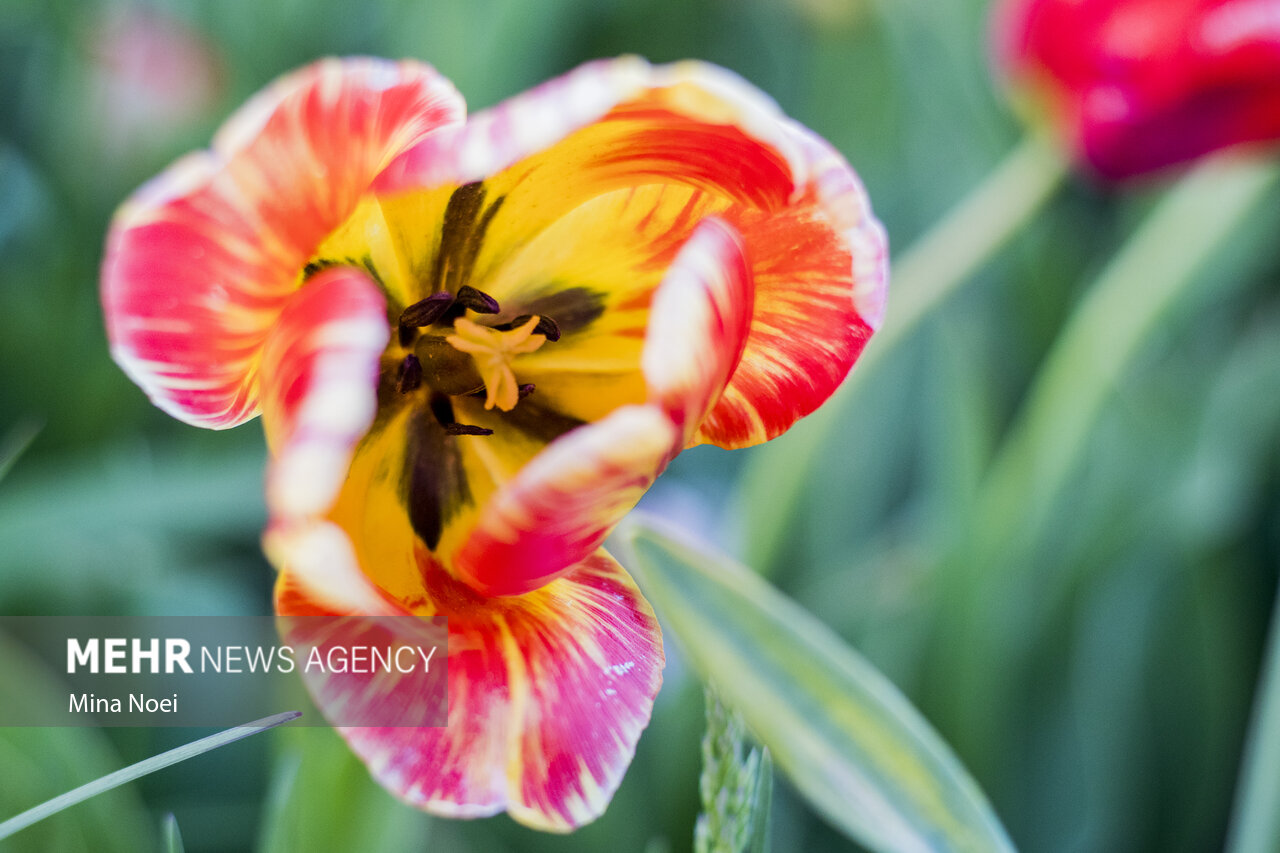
[400,292,455,328]
[397,354,423,394]
[499,314,561,342]
[534,316,560,342]
[444,423,494,436]
[455,285,500,314]
[427,392,494,437]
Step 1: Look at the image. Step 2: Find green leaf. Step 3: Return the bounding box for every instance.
[0,711,299,842]
[616,518,1014,853]
[0,418,40,484]
[1226,585,1280,853]
[748,749,773,853]
[161,814,185,853]
[256,726,432,853]
[695,687,773,853]
[0,633,153,853]
[921,157,1280,762]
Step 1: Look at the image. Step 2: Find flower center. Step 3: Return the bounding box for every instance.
[393,285,560,432]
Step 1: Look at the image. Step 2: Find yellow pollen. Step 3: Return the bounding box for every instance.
[445,316,546,411]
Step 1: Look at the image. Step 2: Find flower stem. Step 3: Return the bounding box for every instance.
[0,711,301,841]
[958,157,1279,573]
[740,132,1068,574]
[1226,583,1280,853]
[929,156,1280,762]
[694,686,773,853]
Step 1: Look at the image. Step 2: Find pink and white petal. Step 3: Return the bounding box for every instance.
[275,541,663,831]
[453,405,679,597]
[270,521,451,731]
[259,267,389,521]
[694,122,889,450]
[102,58,464,429]
[641,217,753,446]
[502,550,664,831]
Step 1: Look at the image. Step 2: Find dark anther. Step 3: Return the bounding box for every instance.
[400,292,455,328]
[499,314,561,342]
[532,315,560,342]
[397,354,423,394]
[455,285,501,314]
[428,392,494,437]
[444,423,494,436]
[398,324,419,347]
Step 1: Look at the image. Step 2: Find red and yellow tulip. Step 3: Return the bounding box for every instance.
[101,56,887,830]
[995,0,1280,180]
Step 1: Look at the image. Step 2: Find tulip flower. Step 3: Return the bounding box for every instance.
[101,56,887,830]
[994,0,1280,179]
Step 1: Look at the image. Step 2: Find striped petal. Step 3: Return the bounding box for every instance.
[693,121,888,448]
[454,405,679,597]
[102,58,464,428]
[642,217,753,446]
[268,521,448,728]
[373,57,887,449]
[259,267,390,521]
[272,537,662,831]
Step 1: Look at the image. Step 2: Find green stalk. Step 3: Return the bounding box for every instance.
[0,711,301,841]
[741,132,1068,574]
[1226,583,1280,853]
[930,156,1280,759]
[0,419,41,483]
[960,158,1279,571]
[694,686,773,853]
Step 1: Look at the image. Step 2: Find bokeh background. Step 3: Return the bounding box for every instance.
[2,0,1278,851]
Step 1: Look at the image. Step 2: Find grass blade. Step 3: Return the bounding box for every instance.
[0,418,41,484]
[0,711,301,841]
[1226,585,1280,853]
[161,813,185,853]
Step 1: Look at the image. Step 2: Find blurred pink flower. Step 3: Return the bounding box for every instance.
[994,0,1280,179]
[85,6,224,156]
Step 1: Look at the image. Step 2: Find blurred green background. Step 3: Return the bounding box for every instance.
[1,0,1278,851]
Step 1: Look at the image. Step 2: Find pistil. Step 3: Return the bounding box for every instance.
[445,316,547,412]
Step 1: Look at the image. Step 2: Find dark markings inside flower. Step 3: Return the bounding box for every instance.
[298,178,615,551]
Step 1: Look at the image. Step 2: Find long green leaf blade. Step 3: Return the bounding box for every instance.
[0,711,300,841]
[1226,585,1280,853]
[617,518,1013,853]
[0,418,41,484]
[161,813,185,853]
